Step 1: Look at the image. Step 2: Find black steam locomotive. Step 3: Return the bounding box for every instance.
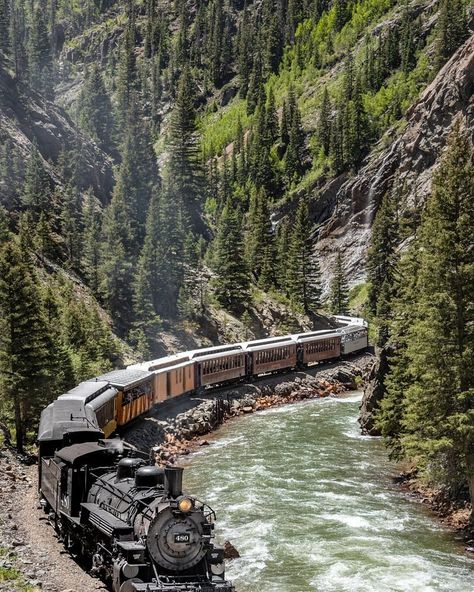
[37,406,234,592]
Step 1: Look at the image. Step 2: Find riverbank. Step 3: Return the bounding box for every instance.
[392,466,474,550]
[122,354,375,464]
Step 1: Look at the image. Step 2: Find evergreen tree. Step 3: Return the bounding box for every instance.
[287,195,321,312]
[435,0,468,68]
[246,185,274,288]
[329,250,349,314]
[317,87,332,156]
[82,190,101,293]
[213,198,250,310]
[334,0,350,33]
[167,67,205,233]
[0,0,10,54]
[77,64,115,153]
[21,143,51,219]
[0,238,51,450]
[27,4,53,94]
[366,192,399,320]
[284,87,306,181]
[60,184,82,269]
[390,123,474,509]
[237,2,254,97]
[247,52,265,115]
[116,1,137,121]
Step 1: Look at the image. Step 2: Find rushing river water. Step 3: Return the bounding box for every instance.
[183,392,474,592]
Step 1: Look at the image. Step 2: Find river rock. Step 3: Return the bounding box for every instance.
[359,348,391,436]
[223,540,240,560]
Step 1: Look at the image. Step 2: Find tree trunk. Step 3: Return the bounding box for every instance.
[465,447,474,524]
[0,421,11,446]
[14,397,23,452]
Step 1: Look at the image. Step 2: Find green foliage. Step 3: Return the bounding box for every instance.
[212,198,250,311]
[377,123,474,505]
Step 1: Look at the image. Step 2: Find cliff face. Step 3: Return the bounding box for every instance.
[312,34,474,292]
[0,63,114,207]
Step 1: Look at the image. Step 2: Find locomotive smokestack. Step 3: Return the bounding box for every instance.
[165,466,184,498]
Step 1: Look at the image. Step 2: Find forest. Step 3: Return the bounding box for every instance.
[0,0,473,509]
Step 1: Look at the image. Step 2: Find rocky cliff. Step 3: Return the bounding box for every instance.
[312,33,474,291]
[0,62,114,207]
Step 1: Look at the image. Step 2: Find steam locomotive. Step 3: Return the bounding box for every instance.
[37,315,367,591]
[37,413,234,592]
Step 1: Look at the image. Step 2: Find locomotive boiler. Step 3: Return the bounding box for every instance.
[38,412,234,592]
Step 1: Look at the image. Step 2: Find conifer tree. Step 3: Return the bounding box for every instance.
[287,196,321,312]
[0,0,10,54]
[237,3,253,97]
[82,190,102,293]
[213,198,250,310]
[318,87,332,156]
[329,250,349,314]
[247,52,265,115]
[334,0,350,33]
[167,67,205,233]
[61,184,82,269]
[116,0,137,121]
[27,4,53,94]
[77,64,115,153]
[284,88,306,181]
[21,143,51,219]
[246,186,274,288]
[366,193,399,320]
[435,0,468,68]
[390,123,474,508]
[0,238,51,450]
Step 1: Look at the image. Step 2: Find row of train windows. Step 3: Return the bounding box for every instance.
[202,355,244,375]
[256,346,292,364]
[305,339,339,353]
[345,330,367,342]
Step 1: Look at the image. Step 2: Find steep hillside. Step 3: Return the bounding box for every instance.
[313,33,474,289]
[0,1,472,446]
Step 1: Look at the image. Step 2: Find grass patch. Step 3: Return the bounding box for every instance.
[349,283,369,312]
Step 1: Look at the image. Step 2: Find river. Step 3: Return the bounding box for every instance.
[183,392,474,592]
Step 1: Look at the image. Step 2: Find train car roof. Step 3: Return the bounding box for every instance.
[333,315,368,327]
[296,332,341,343]
[129,352,191,372]
[38,398,103,442]
[189,344,243,358]
[58,381,115,404]
[240,335,296,349]
[153,359,196,374]
[292,329,336,340]
[336,325,368,334]
[94,368,153,389]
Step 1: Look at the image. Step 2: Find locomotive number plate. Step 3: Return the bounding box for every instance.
[174,533,190,543]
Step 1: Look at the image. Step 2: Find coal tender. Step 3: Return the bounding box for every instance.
[38,435,234,592]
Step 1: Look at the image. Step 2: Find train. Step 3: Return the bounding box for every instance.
[37,315,368,592]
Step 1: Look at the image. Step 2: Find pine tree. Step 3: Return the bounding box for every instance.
[334,0,350,33]
[287,195,321,312]
[247,52,265,115]
[27,4,53,94]
[213,198,250,310]
[366,192,399,320]
[237,3,254,97]
[329,250,349,314]
[284,87,306,182]
[82,190,102,293]
[167,67,205,233]
[60,184,82,269]
[435,0,468,68]
[0,0,10,54]
[246,186,274,288]
[116,0,137,122]
[0,238,51,450]
[0,205,9,244]
[318,87,332,156]
[394,123,474,509]
[77,64,115,153]
[21,143,51,219]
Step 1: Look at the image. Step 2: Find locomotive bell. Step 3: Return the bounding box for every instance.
[164,466,184,498]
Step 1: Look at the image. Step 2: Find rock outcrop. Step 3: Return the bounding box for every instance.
[359,348,391,436]
[313,34,474,291]
[0,63,114,207]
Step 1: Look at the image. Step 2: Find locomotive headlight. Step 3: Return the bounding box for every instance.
[177,496,193,513]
